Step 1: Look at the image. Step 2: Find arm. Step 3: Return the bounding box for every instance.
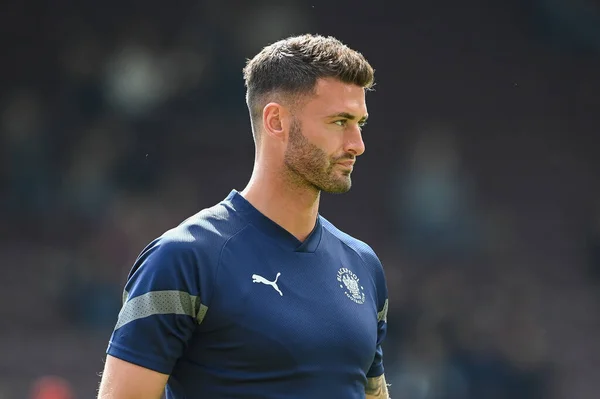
[100,239,208,398]
[363,245,390,398]
[98,355,168,399]
[366,374,390,399]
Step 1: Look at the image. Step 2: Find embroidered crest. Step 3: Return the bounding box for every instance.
[337,267,365,304]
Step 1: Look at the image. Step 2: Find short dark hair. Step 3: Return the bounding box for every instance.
[243,34,375,141]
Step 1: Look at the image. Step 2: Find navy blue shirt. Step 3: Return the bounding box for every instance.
[107,190,389,398]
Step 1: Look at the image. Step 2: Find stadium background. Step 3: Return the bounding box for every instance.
[1,0,600,397]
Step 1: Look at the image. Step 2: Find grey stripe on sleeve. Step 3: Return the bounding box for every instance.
[115,290,208,330]
[377,298,388,323]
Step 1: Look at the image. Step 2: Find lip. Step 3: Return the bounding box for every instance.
[337,160,355,168]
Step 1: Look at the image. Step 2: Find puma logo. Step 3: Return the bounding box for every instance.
[252,272,283,296]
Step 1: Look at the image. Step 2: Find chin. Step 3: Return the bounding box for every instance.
[320,180,352,194]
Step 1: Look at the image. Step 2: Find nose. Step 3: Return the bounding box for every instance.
[344,124,365,157]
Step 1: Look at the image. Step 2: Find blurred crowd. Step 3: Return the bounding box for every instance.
[1,0,600,398]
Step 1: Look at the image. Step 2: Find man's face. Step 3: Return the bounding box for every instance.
[283,78,368,194]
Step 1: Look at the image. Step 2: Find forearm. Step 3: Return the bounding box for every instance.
[365,374,390,399]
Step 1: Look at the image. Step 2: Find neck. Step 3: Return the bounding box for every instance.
[240,161,320,242]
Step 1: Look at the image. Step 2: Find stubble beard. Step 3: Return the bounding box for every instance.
[283,118,352,194]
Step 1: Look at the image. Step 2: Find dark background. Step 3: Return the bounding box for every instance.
[1,0,600,398]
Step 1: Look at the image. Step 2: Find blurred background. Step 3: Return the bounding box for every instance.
[1,0,600,397]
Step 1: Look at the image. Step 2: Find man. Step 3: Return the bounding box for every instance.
[98,34,390,399]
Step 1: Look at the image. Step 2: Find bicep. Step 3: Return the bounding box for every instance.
[98,355,169,399]
[365,374,389,399]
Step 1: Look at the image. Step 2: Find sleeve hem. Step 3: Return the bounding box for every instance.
[366,364,385,378]
[107,341,174,375]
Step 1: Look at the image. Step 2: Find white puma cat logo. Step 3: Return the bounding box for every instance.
[252,272,283,296]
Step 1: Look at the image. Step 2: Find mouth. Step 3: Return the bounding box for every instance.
[337,160,355,169]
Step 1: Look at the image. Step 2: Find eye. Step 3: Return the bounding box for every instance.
[332,119,367,130]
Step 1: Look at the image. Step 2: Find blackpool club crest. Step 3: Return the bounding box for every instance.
[337,267,365,304]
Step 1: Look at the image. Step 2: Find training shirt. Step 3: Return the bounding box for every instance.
[107,190,389,398]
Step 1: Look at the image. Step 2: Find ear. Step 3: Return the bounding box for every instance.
[262,102,287,141]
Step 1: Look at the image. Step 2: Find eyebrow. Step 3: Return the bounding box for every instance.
[327,112,369,122]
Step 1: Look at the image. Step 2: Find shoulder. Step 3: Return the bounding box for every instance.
[165,200,249,251]
[319,215,383,273]
[128,201,250,281]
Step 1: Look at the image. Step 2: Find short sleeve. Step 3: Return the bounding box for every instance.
[367,258,388,378]
[107,238,207,374]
